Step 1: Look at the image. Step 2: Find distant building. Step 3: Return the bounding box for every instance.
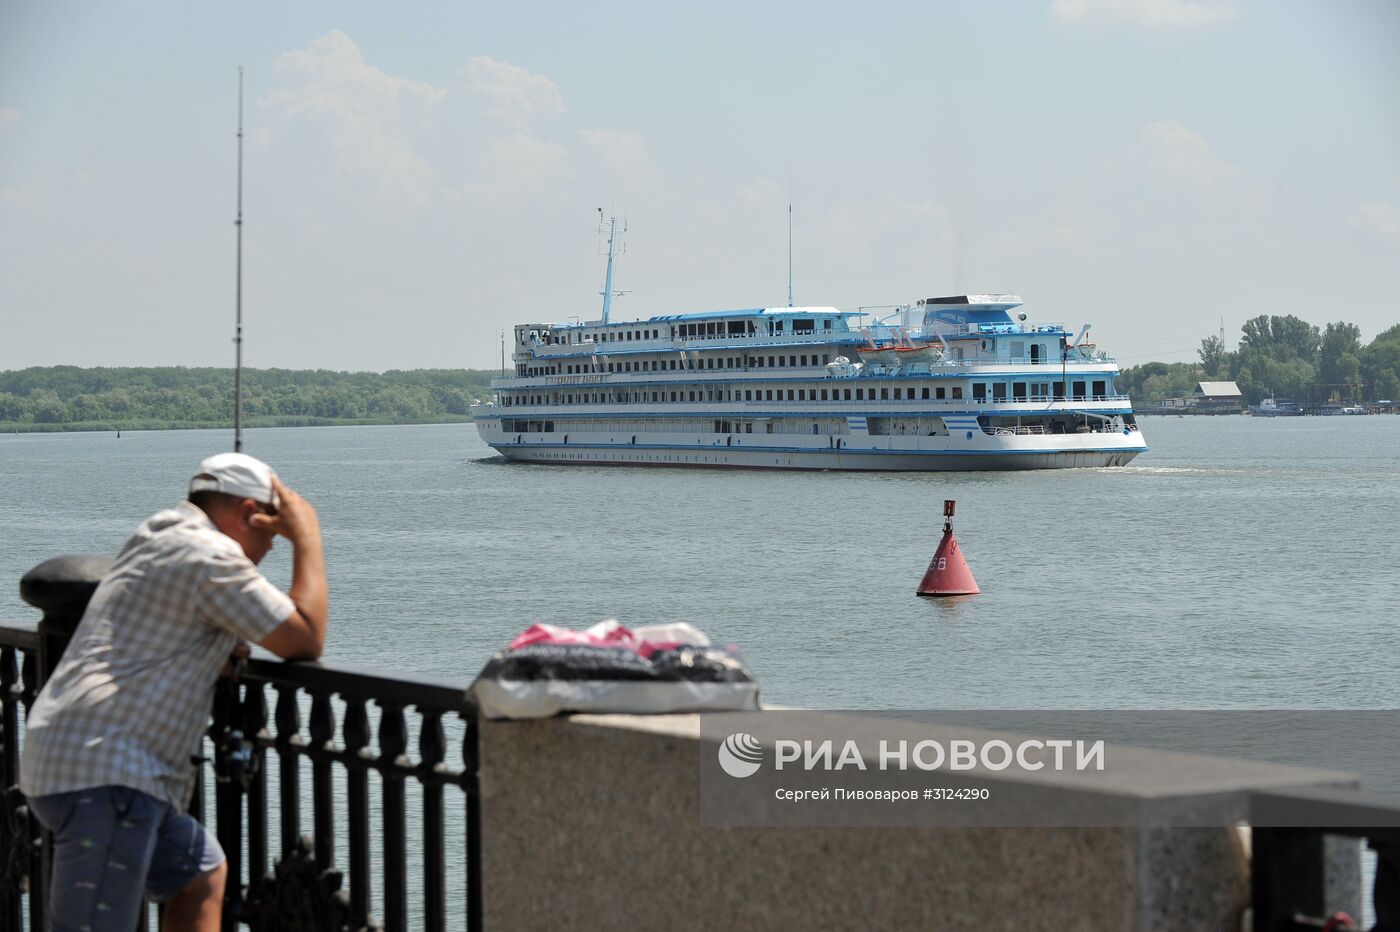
[1193,381,1243,414]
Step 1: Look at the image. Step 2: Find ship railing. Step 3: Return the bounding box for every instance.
[491,395,1139,415]
[983,425,1049,436]
[856,354,1117,371]
[982,422,1137,436]
[1,558,482,932]
[905,323,1069,340]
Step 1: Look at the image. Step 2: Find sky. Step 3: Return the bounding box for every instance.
[2,0,1398,372]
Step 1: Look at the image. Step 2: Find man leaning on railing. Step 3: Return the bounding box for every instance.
[18,452,329,932]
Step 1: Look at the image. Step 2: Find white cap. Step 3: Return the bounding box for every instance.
[189,452,279,508]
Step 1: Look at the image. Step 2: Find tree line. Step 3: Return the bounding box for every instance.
[1118,315,1400,406]
[0,367,497,430]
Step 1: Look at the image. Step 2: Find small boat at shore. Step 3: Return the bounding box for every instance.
[1250,397,1304,417]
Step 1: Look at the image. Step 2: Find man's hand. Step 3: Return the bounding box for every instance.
[248,476,322,548]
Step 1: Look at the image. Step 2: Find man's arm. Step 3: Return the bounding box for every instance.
[252,478,328,661]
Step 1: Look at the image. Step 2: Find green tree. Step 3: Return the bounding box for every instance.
[1197,335,1228,379]
[1362,324,1400,401]
[28,388,68,423]
[1318,321,1363,389]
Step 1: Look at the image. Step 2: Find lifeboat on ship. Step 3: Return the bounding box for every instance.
[857,328,944,367]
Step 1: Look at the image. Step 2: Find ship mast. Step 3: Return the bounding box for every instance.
[597,208,627,324]
[787,166,793,307]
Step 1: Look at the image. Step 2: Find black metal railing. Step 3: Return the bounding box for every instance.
[0,555,482,932]
[1251,787,1400,931]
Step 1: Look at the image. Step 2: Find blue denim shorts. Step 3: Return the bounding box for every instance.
[27,785,224,931]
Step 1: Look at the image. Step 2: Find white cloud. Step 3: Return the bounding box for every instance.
[0,107,20,131]
[1050,0,1239,27]
[0,181,39,207]
[261,34,578,206]
[458,56,564,123]
[263,31,445,203]
[1355,203,1400,239]
[1135,120,1238,185]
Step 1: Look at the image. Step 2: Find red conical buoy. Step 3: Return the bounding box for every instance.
[917,500,980,596]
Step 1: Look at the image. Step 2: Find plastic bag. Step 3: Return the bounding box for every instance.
[471,620,759,719]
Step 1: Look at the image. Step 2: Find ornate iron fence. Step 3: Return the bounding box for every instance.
[0,555,482,932]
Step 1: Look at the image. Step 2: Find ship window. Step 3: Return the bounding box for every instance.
[880,388,889,400]
[1093,380,1106,398]
[844,389,852,401]
[787,390,795,400]
[894,388,902,400]
[952,387,964,399]
[745,390,753,401]
[789,355,797,366]
[1013,382,1027,399]
[992,383,1007,400]
[973,384,986,401]
[936,387,946,399]
[793,319,814,332]
[922,388,930,399]
[824,320,833,330]
[689,391,696,401]
[1073,381,1087,399]
[766,390,773,400]
[800,355,808,366]
[821,389,829,400]
[778,356,786,367]
[798,390,806,400]
[856,389,865,400]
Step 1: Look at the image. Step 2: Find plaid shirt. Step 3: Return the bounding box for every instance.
[21,501,294,809]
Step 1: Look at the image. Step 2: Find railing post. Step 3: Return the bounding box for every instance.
[17,554,110,931]
[1253,827,1327,931]
[19,555,112,686]
[1,646,27,932]
[378,702,409,932]
[212,675,244,930]
[342,699,373,927]
[1374,839,1399,931]
[462,708,482,932]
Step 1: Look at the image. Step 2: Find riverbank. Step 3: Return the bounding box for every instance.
[0,414,475,433]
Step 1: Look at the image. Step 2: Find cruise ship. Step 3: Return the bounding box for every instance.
[471,224,1147,471]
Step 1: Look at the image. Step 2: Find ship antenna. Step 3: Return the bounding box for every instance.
[787,166,794,307]
[233,65,245,453]
[597,207,628,324]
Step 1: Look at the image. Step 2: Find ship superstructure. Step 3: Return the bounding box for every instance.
[471,294,1147,470]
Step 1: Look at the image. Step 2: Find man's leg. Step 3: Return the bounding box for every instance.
[144,803,226,932]
[26,786,161,932]
[160,860,225,932]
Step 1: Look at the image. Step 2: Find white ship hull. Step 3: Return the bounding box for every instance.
[494,445,1140,471]
[477,420,1146,471]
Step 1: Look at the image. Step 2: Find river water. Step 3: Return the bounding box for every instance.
[2,417,1398,709]
[4,417,1397,924]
